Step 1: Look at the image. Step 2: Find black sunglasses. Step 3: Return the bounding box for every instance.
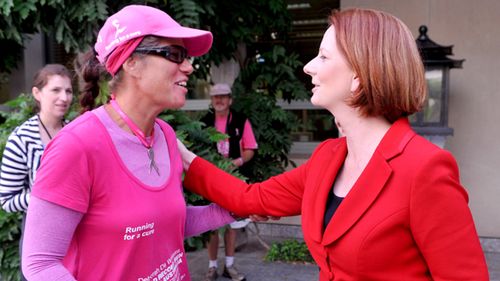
[134,45,188,64]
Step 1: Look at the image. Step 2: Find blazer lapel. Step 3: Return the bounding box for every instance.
[305,138,347,243]
[322,153,392,245]
[321,118,416,245]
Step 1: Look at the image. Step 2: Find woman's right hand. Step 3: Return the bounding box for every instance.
[176,139,197,171]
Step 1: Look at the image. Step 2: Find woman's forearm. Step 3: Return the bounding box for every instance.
[22,197,82,281]
[184,204,235,237]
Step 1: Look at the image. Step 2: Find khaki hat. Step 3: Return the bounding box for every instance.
[209,83,232,96]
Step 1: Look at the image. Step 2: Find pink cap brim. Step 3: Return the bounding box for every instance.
[155,26,213,57]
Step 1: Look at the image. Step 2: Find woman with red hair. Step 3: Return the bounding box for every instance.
[178,8,489,280]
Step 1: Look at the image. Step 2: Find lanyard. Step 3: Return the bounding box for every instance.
[38,114,65,140]
[110,98,159,175]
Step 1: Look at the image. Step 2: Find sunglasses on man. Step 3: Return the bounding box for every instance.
[134,45,188,64]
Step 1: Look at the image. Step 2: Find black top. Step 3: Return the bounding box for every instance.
[323,188,344,231]
[200,109,247,159]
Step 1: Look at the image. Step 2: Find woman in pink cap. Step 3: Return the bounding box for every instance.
[21,5,237,281]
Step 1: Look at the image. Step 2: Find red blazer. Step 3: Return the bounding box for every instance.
[184,118,489,280]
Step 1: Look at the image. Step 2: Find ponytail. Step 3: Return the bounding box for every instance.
[74,49,106,114]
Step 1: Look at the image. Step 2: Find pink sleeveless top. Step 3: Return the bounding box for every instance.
[32,112,190,281]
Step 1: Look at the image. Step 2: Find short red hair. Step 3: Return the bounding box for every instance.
[330,8,427,123]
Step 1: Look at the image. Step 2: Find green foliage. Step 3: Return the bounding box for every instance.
[196,0,292,65]
[168,0,201,28]
[0,211,22,281]
[0,0,108,72]
[230,46,309,181]
[0,94,36,152]
[166,0,293,80]
[265,239,315,263]
[237,45,308,102]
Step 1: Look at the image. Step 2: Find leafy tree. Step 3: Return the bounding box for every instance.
[229,45,309,181]
[0,0,105,73]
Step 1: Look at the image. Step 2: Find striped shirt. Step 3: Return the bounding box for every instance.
[0,115,44,212]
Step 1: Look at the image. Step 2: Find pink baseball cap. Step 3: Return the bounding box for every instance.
[94,5,213,64]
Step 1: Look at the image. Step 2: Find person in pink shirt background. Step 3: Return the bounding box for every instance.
[203,83,258,168]
[199,83,258,281]
[21,5,239,281]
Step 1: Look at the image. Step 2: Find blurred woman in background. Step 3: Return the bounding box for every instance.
[0,63,73,280]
